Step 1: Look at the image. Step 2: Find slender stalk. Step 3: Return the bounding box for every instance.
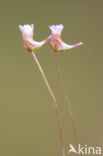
[31,52,65,156]
[55,53,79,145]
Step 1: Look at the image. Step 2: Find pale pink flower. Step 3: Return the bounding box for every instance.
[19,24,51,52]
[49,24,83,52]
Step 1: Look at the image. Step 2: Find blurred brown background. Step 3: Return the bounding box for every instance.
[0,0,103,156]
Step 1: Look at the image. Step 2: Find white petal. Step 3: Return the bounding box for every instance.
[56,24,64,33]
[19,25,23,32]
[60,41,83,50]
[23,25,33,34]
[19,24,34,39]
[49,24,64,35]
[31,24,34,31]
[60,42,73,50]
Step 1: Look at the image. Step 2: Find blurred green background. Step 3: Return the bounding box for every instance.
[0,0,103,156]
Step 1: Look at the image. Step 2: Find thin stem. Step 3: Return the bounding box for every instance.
[32,52,65,156]
[55,53,80,145]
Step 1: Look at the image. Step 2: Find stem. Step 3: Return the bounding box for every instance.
[32,52,65,156]
[55,53,80,145]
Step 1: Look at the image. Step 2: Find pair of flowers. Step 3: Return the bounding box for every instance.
[19,24,83,52]
[19,24,83,156]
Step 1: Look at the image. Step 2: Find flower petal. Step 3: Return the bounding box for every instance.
[49,24,64,35]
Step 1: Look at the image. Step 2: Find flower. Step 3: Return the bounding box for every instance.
[49,24,83,52]
[19,24,51,52]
